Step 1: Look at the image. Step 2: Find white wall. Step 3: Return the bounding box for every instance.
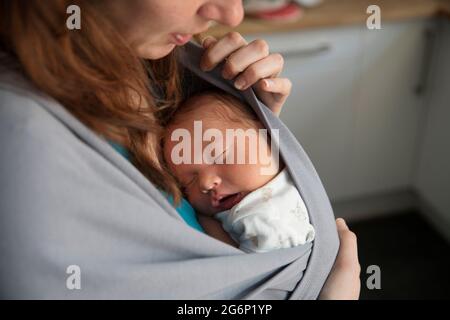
[414,19,450,241]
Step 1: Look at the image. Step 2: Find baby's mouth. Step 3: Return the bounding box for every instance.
[212,192,243,211]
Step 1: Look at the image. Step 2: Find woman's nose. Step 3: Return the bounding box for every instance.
[197,0,244,28]
[198,172,222,193]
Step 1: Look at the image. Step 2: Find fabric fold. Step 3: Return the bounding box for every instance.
[0,42,338,299]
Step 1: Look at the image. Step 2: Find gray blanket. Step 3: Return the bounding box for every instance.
[0,42,338,299]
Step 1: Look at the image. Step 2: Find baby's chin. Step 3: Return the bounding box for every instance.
[193,202,224,217]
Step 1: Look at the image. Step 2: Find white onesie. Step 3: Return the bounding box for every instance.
[215,168,315,253]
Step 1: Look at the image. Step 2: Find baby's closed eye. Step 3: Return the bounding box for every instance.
[212,147,229,164]
[180,174,197,191]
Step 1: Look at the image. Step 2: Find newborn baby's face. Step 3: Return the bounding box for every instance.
[164,96,278,216]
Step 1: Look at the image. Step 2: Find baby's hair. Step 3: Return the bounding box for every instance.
[167,89,263,131]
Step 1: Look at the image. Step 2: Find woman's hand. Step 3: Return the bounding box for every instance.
[199,32,292,116]
[319,218,361,300]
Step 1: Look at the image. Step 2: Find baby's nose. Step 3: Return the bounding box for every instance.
[199,173,222,193]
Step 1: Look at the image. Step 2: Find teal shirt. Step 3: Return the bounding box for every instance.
[109,141,204,233]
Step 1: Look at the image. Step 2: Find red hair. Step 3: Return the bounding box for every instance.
[0,0,184,203]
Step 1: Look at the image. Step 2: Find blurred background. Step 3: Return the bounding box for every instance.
[201,0,450,299]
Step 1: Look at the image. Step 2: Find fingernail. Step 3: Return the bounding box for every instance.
[265,79,274,88]
[202,36,214,49]
[201,63,211,72]
[337,218,347,227]
[222,70,231,80]
[235,79,246,90]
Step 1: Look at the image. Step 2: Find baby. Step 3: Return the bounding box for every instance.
[163,90,315,253]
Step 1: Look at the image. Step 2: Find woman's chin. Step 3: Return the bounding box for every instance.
[137,43,176,60]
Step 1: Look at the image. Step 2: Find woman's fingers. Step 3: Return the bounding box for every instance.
[252,78,291,116]
[261,77,292,95]
[200,32,248,71]
[336,217,349,231]
[201,36,217,49]
[335,218,360,271]
[319,218,361,300]
[198,32,292,117]
[232,53,284,90]
[221,39,271,81]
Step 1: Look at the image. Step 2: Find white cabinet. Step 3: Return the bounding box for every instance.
[352,20,428,196]
[246,19,428,202]
[414,19,450,239]
[246,26,363,201]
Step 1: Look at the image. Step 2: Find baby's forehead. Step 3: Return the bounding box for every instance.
[171,94,238,127]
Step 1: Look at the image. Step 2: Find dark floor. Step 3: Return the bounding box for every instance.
[348,210,450,299]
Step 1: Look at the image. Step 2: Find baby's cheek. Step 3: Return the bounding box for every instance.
[189,194,216,217]
[231,164,275,191]
[228,164,260,185]
[186,192,204,210]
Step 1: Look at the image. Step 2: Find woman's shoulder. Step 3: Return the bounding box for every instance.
[0,70,77,161]
[1,81,46,124]
[0,67,58,126]
[0,68,107,195]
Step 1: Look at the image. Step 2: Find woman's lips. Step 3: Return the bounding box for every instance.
[171,33,193,46]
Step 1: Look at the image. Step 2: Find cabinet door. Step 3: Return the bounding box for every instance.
[415,19,450,236]
[245,20,427,202]
[245,26,363,201]
[352,20,428,196]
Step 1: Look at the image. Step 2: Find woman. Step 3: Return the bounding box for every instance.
[0,0,359,299]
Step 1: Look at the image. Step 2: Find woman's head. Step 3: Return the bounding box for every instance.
[99,0,244,59]
[0,0,243,205]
